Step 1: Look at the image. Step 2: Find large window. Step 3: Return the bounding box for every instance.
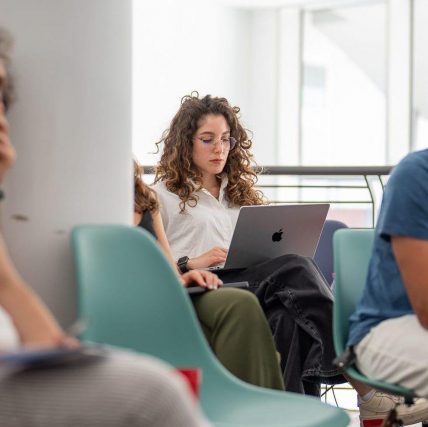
[413,0,428,151]
[301,2,387,166]
[133,0,416,228]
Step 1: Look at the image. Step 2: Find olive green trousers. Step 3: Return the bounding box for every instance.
[191,287,284,391]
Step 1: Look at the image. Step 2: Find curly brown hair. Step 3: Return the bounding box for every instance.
[134,160,159,214]
[0,28,15,112]
[154,92,264,212]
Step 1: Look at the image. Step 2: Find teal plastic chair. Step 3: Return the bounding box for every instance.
[333,229,417,403]
[72,224,349,427]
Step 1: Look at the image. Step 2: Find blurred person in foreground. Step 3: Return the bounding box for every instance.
[348,148,428,413]
[0,27,210,427]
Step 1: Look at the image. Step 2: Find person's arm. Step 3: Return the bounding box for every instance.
[0,101,76,347]
[391,236,428,329]
[151,210,180,272]
[151,210,222,289]
[152,183,228,270]
[187,247,228,270]
[0,234,68,347]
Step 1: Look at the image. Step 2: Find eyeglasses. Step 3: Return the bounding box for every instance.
[195,136,237,150]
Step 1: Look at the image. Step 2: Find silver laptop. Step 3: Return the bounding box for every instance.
[212,204,329,271]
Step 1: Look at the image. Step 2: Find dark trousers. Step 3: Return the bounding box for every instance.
[218,254,345,396]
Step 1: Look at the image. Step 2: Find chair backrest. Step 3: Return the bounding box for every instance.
[72,224,351,426]
[71,225,237,395]
[332,228,374,356]
[314,219,348,285]
[333,228,415,399]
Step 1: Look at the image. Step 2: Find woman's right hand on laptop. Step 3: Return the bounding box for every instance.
[180,270,223,290]
[187,247,228,270]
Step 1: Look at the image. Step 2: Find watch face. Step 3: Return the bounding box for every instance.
[177,256,189,273]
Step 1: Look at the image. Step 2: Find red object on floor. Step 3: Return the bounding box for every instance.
[361,419,383,427]
[176,368,202,399]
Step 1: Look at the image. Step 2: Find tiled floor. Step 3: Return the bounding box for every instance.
[323,385,423,427]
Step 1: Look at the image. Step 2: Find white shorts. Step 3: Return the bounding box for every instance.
[355,314,428,397]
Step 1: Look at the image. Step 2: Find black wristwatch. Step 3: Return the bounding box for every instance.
[177,256,190,274]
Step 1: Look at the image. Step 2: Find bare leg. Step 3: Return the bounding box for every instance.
[344,374,372,396]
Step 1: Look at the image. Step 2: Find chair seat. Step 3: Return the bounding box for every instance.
[206,387,348,426]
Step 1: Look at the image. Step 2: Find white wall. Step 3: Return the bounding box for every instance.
[1,0,132,326]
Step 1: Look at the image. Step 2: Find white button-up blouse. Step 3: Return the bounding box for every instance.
[152,179,240,260]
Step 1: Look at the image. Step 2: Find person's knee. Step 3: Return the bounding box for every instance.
[199,288,265,329]
[235,290,261,313]
[113,355,202,426]
[271,254,313,272]
[110,354,190,404]
[220,289,267,327]
[222,288,260,313]
[288,253,312,267]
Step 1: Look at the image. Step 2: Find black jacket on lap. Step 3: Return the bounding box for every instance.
[218,254,345,396]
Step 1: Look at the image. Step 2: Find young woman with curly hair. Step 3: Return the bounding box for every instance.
[153,93,265,269]
[155,92,263,214]
[134,159,285,391]
[152,93,346,396]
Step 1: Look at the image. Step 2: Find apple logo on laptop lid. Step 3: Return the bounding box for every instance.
[272,228,283,242]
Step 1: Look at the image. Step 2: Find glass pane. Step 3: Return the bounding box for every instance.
[301,3,387,166]
[413,0,428,151]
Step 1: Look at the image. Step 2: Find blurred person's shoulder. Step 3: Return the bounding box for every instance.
[389,148,428,189]
[396,148,428,174]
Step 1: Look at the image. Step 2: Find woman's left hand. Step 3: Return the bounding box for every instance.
[180,270,223,290]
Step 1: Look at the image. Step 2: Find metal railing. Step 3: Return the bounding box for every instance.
[142,165,394,227]
[256,166,393,227]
